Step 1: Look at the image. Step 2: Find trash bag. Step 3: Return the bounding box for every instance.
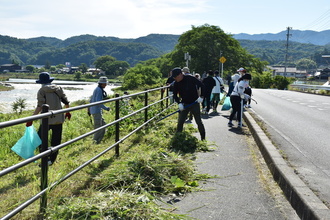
[11,125,41,159]
[221,96,232,111]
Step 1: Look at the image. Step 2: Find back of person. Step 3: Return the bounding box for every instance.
[37,84,65,125]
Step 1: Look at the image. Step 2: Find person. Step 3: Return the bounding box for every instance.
[228,74,251,127]
[195,73,201,81]
[244,86,252,108]
[227,71,241,96]
[26,72,71,165]
[201,70,216,114]
[182,67,191,75]
[211,70,225,112]
[165,71,175,104]
[89,76,111,144]
[172,67,206,140]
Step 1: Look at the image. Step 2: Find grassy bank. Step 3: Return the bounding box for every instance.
[0,92,211,219]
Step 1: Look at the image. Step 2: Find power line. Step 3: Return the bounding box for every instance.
[299,9,330,31]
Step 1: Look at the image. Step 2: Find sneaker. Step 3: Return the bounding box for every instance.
[247,104,251,108]
[228,121,234,127]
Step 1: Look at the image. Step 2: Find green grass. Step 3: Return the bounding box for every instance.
[0,91,212,219]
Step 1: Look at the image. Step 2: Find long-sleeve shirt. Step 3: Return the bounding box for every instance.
[89,86,109,114]
[173,75,204,104]
[231,80,249,97]
[36,84,70,125]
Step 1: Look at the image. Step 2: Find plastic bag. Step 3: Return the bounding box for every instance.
[221,96,232,111]
[11,125,41,159]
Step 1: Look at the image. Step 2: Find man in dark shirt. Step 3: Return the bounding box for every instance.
[202,70,216,114]
[172,67,206,140]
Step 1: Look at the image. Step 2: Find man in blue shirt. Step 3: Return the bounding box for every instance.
[89,76,110,144]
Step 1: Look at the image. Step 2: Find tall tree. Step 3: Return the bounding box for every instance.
[171,24,266,74]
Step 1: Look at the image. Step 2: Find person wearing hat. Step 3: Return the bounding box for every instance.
[89,76,111,144]
[172,67,206,140]
[26,72,71,165]
[228,73,251,127]
[182,67,191,75]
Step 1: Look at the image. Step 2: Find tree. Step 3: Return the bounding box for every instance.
[122,64,161,89]
[296,58,317,73]
[171,24,266,74]
[25,65,35,72]
[79,63,88,73]
[93,55,129,75]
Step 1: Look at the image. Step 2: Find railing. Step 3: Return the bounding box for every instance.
[0,86,173,220]
[290,83,330,92]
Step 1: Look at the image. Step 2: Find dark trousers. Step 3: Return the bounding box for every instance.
[229,96,242,123]
[202,93,212,112]
[177,103,205,140]
[38,124,63,163]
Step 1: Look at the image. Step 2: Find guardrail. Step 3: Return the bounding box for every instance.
[0,86,172,220]
[290,83,330,92]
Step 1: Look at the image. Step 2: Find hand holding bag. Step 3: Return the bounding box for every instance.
[11,125,42,159]
[221,96,232,111]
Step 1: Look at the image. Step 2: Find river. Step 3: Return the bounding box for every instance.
[0,79,118,114]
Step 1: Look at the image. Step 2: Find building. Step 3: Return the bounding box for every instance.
[0,64,22,73]
[269,66,307,78]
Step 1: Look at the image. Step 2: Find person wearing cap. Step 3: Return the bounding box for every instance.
[182,67,191,75]
[89,76,111,144]
[26,72,71,165]
[228,73,251,127]
[172,67,206,140]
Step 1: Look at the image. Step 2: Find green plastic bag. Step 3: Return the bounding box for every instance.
[11,125,41,159]
[221,96,232,111]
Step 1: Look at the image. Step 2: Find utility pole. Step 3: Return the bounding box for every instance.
[219,50,222,74]
[184,52,191,68]
[284,27,292,77]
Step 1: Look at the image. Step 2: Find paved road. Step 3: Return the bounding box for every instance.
[250,88,330,208]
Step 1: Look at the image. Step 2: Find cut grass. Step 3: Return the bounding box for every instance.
[1,94,212,219]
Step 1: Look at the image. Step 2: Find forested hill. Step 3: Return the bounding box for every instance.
[233,29,330,46]
[0,34,180,67]
[1,30,330,67]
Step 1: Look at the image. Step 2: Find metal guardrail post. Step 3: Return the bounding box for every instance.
[166,88,169,108]
[40,104,49,217]
[144,91,148,122]
[160,88,164,110]
[115,94,120,157]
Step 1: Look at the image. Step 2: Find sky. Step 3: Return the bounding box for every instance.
[1,0,330,40]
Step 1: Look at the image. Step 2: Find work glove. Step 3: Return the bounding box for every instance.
[65,112,71,120]
[178,103,184,111]
[196,97,204,103]
[26,121,33,127]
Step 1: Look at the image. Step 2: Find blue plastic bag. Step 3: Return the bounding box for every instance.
[11,125,41,159]
[221,96,232,111]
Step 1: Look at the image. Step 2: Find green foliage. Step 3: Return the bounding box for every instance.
[273,75,293,90]
[296,58,317,72]
[93,55,130,76]
[122,64,162,89]
[47,191,188,220]
[250,71,294,90]
[11,97,27,114]
[170,24,266,74]
[170,131,208,153]
[74,71,82,81]
[239,39,330,67]
[25,65,35,72]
